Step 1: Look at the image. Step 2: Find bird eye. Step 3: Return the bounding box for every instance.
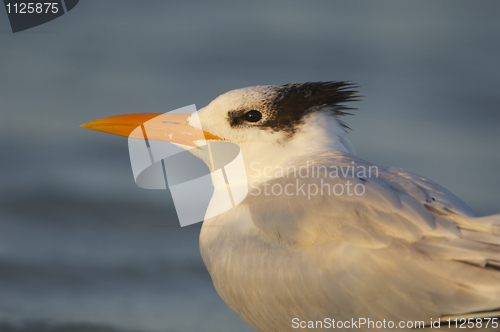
[244,110,262,122]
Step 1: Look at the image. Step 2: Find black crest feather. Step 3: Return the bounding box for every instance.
[229,81,359,135]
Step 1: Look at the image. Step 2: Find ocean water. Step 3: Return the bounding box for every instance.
[0,1,499,331]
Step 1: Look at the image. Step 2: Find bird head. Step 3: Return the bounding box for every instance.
[81,82,359,182]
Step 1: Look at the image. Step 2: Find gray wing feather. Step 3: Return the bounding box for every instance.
[241,151,500,325]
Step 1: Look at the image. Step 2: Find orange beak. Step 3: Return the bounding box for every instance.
[80,113,222,147]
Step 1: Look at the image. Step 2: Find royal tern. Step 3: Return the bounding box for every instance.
[82,82,500,331]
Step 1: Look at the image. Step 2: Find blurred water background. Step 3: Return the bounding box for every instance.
[0,1,499,331]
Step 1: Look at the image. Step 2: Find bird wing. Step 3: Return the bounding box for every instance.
[242,151,500,324]
[246,151,475,246]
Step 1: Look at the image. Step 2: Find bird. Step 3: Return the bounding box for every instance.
[81,82,500,331]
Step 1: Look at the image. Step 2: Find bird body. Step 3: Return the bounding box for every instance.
[201,151,500,331]
[82,82,500,332]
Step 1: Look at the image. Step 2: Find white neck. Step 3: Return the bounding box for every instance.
[235,112,355,186]
[201,112,355,236]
